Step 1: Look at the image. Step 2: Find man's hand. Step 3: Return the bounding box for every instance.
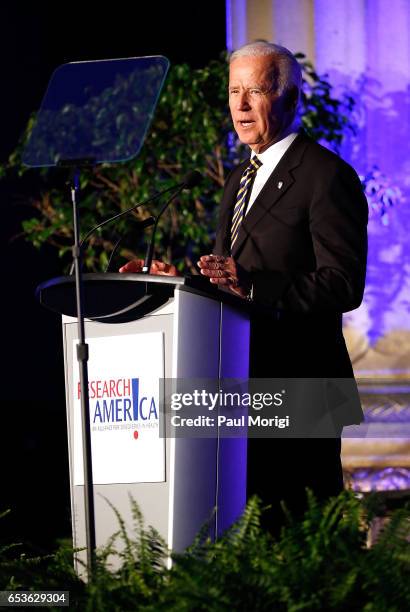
[197,255,251,299]
[119,259,179,276]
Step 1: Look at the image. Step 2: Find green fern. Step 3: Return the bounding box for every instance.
[0,492,409,611]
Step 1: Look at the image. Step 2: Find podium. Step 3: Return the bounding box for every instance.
[37,273,250,567]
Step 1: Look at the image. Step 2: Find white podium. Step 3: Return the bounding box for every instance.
[37,273,250,568]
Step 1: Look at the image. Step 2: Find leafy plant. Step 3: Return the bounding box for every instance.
[359,166,404,226]
[1,53,359,273]
[1,492,409,611]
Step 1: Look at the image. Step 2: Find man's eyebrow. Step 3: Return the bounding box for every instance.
[228,83,263,89]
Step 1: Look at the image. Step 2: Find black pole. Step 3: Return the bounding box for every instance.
[70,168,96,577]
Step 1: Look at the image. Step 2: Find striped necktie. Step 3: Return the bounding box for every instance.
[230,156,262,252]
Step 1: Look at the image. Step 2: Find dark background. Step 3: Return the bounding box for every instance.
[0,2,226,552]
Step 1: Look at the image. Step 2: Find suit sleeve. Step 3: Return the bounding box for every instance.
[251,161,368,313]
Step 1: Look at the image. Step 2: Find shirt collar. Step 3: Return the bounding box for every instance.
[251,132,299,165]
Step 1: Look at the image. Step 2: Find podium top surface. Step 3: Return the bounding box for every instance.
[36,273,250,323]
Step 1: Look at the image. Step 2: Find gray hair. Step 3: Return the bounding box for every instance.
[230,41,302,99]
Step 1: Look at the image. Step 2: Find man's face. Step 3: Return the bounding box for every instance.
[229,54,290,154]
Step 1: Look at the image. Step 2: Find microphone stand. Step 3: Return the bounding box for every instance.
[69,166,96,578]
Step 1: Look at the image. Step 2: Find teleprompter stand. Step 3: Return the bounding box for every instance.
[24,56,170,576]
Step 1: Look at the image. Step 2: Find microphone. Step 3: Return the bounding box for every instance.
[142,170,202,274]
[69,175,193,275]
[182,170,202,189]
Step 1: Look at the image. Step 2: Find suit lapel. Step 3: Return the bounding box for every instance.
[230,133,310,258]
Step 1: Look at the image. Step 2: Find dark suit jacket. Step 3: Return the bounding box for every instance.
[215,132,368,428]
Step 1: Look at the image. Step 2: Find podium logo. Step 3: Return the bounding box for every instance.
[77,378,158,424]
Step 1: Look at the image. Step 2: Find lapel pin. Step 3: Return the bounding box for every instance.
[277,181,283,189]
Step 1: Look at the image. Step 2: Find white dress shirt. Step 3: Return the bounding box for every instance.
[246,132,298,215]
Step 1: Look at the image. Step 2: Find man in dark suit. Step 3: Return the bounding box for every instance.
[198,42,368,530]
